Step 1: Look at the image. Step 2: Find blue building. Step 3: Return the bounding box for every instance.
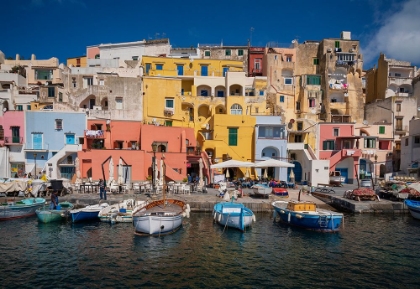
[254,116,288,181]
[25,111,86,180]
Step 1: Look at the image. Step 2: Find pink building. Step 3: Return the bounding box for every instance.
[78,120,208,183]
[318,123,362,184]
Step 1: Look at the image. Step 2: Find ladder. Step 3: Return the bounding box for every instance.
[319,215,328,227]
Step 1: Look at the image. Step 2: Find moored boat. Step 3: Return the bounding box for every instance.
[0,198,46,221]
[212,201,255,232]
[99,199,147,223]
[272,200,343,232]
[35,201,74,223]
[69,203,109,223]
[132,199,190,236]
[251,183,272,198]
[405,199,420,220]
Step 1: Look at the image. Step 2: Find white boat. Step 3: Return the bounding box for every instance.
[251,184,272,198]
[132,199,190,236]
[405,200,420,220]
[213,201,255,232]
[98,199,147,223]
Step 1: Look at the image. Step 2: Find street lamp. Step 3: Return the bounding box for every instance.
[374,154,378,184]
[151,142,158,195]
[33,153,37,178]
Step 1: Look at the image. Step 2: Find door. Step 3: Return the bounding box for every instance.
[66,134,75,144]
[336,168,348,183]
[33,133,42,149]
[177,65,184,76]
[223,67,228,77]
[89,99,95,109]
[201,65,208,76]
[288,161,302,183]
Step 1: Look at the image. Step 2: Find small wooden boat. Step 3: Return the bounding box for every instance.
[35,201,74,223]
[272,187,289,197]
[0,198,46,221]
[213,201,255,232]
[272,200,343,232]
[99,199,147,223]
[251,184,272,198]
[132,199,190,236]
[69,203,109,223]
[405,199,420,220]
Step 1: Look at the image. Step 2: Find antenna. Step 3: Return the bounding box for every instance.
[250,27,254,46]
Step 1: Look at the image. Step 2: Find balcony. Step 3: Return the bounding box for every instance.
[336,60,355,67]
[395,125,408,135]
[201,131,213,140]
[331,115,351,123]
[85,130,105,139]
[187,146,201,156]
[58,159,75,167]
[4,136,23,145]
[164,108,174,116]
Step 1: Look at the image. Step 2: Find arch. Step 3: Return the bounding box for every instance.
[230,103,242,115]
[198,104,211,119]
[205,149,214,158]
[229,84,243,96]
[101,97,109,110]
[215,85,226,97]
[330,91,346,103]
[359,128,370,136]
[261,147,279,158]
[158,144,166,152]
[196,85,211,97]
[182,102,194,121]
[399,84,412,93]
[80,94,96,109]
[215,104,226,114]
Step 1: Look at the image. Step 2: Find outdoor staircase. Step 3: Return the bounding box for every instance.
[42,144,80,179]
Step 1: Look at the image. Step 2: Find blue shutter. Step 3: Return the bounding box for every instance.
[177,65,184,76]
[201,66,208,76]
[223,67,228,76]
[66,134,75,144]
[33,133,42,149]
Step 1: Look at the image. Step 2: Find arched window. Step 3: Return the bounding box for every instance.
[230,104,242,115]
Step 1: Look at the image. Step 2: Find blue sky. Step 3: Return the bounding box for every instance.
[1,0,419,70]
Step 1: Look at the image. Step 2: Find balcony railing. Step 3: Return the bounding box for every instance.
[4,136,23,144]
[85,130,105,138]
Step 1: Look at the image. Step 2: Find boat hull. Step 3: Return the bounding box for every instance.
[70,203,109,223]
[213,202,254,232]
[272,201,343,232]
[405,200,420,220]
[0,198,46,221]
[36,202,74,223]
[99,200,146,223]
[132,199,188,236]
[252,185,272,198]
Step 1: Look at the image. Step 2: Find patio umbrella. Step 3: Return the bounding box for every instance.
[245,167,250,179]
[253,159,295,168]
[263,168,268,179]
[159,158,164,186]
[118,158,124,185]
[211,159,254,169]
[225,169,230,179]
[289,169,295,180]
[154,157,158,187]
[108,157,114,185]
[75,157,81,183]
[199,158,204,186]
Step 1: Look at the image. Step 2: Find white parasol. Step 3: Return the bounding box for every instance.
[289,169,295,180]
[263,168,268,179]
[159,158,164,186]
[75,157,81,183]
[225,169,230,179]
[118,158,124,185]
[108,157,114,185]
[245,167,250,179]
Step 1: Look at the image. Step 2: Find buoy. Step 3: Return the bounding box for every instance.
[217,214,222,222]
[186,204,190,213]
[252,214,256,222]
[288,213,291,223]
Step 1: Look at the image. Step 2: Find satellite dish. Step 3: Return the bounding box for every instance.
[417,106,420,111]
[362,120,368,125]
[291,40,296,43]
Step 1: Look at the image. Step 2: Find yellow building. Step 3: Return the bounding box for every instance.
[141,56,268,178]
[67,56,87,68]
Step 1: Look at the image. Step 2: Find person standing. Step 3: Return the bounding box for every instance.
[99,179,107,200]
[187,174,192,184]
[49,191,58,210]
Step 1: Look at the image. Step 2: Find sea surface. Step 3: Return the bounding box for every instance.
[1,212,419,289]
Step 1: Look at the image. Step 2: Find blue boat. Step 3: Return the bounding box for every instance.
[213,202,255,232]
[405,200,420,220]
[0,198,46,221]
[69,203,109,223]
[272,200,343,232]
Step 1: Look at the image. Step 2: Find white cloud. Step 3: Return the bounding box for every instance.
[362,0,420,67]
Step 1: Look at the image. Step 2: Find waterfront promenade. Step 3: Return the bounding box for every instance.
[58,183,410,214]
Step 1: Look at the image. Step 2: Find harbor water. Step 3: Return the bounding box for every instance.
[1,212,420,288]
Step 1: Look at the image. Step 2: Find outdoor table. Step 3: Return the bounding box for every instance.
[79,183,99,194]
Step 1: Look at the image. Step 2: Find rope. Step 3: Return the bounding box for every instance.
[222,212,231,234]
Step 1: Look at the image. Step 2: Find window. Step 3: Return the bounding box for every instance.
[405,138,408,146]
[165,98,174,108]
[48,87,55,97]
[217,90,224,97]
[307,75,321,85]
[323,140,335,150]
[255,107,259,113]
[295,135,303,142]
[204,50,210,57]
[99,79,104,86]
[284,77,293,85]
[58,92,63,102]
[414,136,420,144]
[313,58,319,65]
[230,104,242,115]
[55,119,63,130]
[379,140,389,150]
[35,69,53,80]
[335,41,340,48]
[297,122,303,131]
[296,101,301,111]
[238,49,244,56]
[0,125,4,140]
[225,49,231,56]
[165,120,173,127]
[286,55,292,62]
[132,56,139,60]
[83,77,93,88]
[17,105,23,111]
[95,54,100,59]
[364,138,376,149]
[155,64,163,70]
[280,95,285,102]
[255,60,260,70]
[337,54,355,61]
[228,128,238,146]
[116,98,123,110]
[200,90,208,96]
[27,105,31,110]
[395,103,401,112]
[145,63,151,74]
[396,117,403,130]
[395,73,401,77]
[259,90,264,96]
[399,87,405,93]
[309,98,316,108]
[379,126,385,134]
[333,128,339,136]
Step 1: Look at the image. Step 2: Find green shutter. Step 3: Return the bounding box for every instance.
[229,128,238,146]
[379,126,385,134]
[323,141,327,150]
